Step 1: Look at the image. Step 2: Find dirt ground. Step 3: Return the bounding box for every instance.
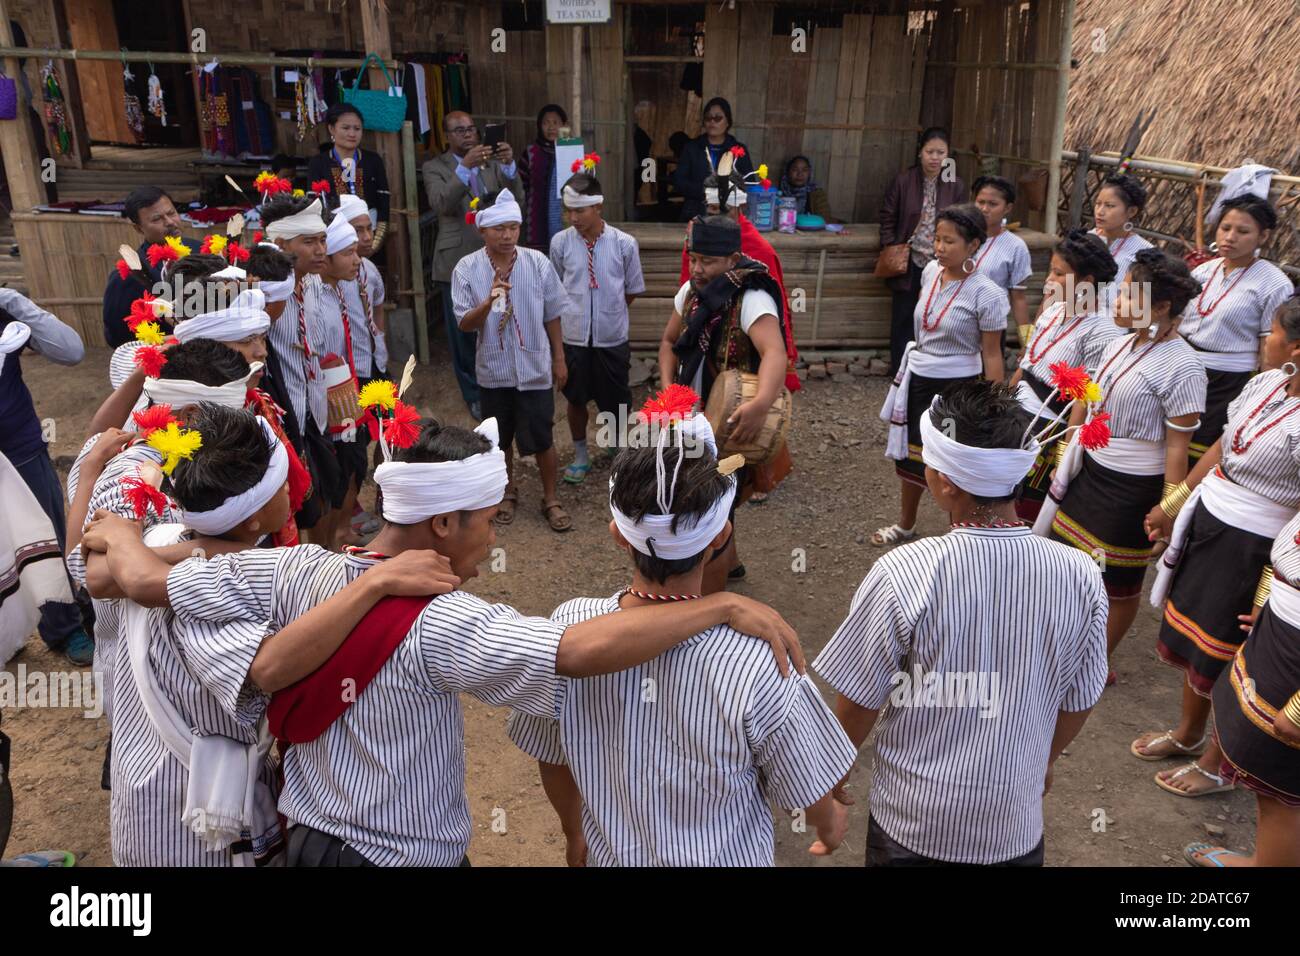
[2,340,1258,867]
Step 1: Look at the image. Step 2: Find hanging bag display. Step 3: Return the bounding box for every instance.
[341,53,407,133]
[0,72,17,121]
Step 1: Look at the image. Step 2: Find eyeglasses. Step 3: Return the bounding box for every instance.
[447,125,477,135]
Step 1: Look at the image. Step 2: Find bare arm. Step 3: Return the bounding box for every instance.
[88,372,146,435]
[1162,412,1200,485]
[65,430,134,558]
[545,316,567,390]
[1009,288,1029,335]
[824,694,879,806]
[82,511,249,603]
[538,761,586,866]
[659,309,684,389]
[727,314,787,445]
[1044,707,1093,795]
[981,329,1005,385]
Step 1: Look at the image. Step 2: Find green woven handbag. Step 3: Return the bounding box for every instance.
[341,53,408,133]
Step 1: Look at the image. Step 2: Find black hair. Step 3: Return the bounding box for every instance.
[563,172,603,197]
[1218,195,1278,233]
[1275,295,1300,341]
[245,243,294,281]
[384,420,493,524]
[158,338,250,386]
[325,102,364,129]
[929,381,1034,505]
[609,440,733,584]
[701,96,734,130]
[163,253,242,320]
[937,202,987,245]
[972,175,1015,204]
[917,126,950,153]
[1128,249,1203,316]
[536,102,568,136]
[1100,174,1147,212]
[124,186,174,224]
[164,405,271,513]
[1054,228,1118,284]
[259,194,317,226]
[270,153,299,173]
[785,155,812,174]
[668,131,689,156]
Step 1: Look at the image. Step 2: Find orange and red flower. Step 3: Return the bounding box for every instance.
[638,384,700,425]
[131,403,177,437]
[1049,362,1091,403]
[1079,412,1112,450]
[121,471,170,520]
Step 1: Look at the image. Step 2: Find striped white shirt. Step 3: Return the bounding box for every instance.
[1093,332,1207,442]
[548,224,646,348]
[451,246,571,390]
[814,526,1109,863]
[111,530,280,866]
[340,258,387,379]
[266,273,330,432]
[1019,303,1123,382]
[1271,511,1300,586]
[506,593,855,867]
[1094,230,1153,314]
[166,546,567,866]
[1181,257,1294,359]
[109,341,144,389]
[972,229,1033,292]
[912,260,1009,356]
[1219,368,1300,507]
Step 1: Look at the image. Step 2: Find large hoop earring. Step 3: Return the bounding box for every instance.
[1209,241,1218,253]
[1254,248,1262,258]
[1123,221,1134,233]
[1283,362,1298,377]
[1000,217,1007,228]
[962,257,976,275]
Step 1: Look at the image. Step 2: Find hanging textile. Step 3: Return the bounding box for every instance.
[147,67,167,126]
[123,59,145,139]
[40,61,71,156]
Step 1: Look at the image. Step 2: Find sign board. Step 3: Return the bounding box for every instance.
[555,137,586,198]
[545,0,612,24]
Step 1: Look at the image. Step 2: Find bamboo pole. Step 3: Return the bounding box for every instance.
[401,121,429,366]
[0,46,398,70]
[1042,0,1075,237]
[1064,150,1300,188]
[571,26,582,140]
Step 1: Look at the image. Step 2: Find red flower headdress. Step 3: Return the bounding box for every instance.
[637,384,699,426]
[121,469,171,520]
[311,179,331,194]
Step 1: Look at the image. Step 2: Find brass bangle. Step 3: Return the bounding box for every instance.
[1255,565,1275,608]
[1018,324,1036,348]
[1282,691,1300,728]
[1159,481,1192,518]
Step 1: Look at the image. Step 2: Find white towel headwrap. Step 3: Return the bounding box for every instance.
[264,197,327,240]
[919,397,1040,497]
[562,185,604,209]
[258,276,295,304]
[476,188,523,228]
[325,214,358,255]
[211,265,247,280]
[181,417,288,535]
[337,194,370,224]
[142,364,262,410]
[374,418,509,523]
[172,288,270,344]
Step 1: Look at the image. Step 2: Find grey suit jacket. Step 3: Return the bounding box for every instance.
[422,150,525,283]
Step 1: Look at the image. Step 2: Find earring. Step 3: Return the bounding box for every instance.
[1123,221,1134,233]
[1254,248,1262,258]
[1283,362,1298,377]
[1209,241,1218,253]
[1000,217,1007,227]
[962,257,976,275]
[1147,323,1158,340]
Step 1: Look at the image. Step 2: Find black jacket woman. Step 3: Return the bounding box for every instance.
[306,103,391,252]
[670,97,754,221]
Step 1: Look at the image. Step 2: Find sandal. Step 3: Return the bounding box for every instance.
[495,488,518,525]
[1131,730,1207,761]
[562,461,592,484]
[871,524,917,547]
[541,500,572,532]
[1154,762,1235,798]
[0,850,76,867]
[1184,842,1248,868]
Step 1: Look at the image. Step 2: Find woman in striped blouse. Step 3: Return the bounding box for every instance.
[876,204,1008,546]
[1181,196,1294,466]
[1091,174,1153,316]
[1186,509,1300,865]
[1135,295,1300,798]
[1012,230,1121,520]
[1048,250,1206,663]
[970,176,1033,340]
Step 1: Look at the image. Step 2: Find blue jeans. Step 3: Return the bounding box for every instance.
[13,450,87,649]
[437,281,479,410]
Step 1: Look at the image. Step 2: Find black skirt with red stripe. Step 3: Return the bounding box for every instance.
[1188,367,1252,466]
[1015,368,1069,522]
[894,371,979,486]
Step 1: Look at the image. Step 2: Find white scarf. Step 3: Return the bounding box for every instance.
[879,341,982,460]
[142,365,262,409]
[122,523,279,864]
[172,289,270,344]
[562,185,604,208]
[264,198,327,240]
[918,398,1040,497]
[374,418,509,523]
[0,450,72,664]
[181,418,288,535]
[258,276,295,304]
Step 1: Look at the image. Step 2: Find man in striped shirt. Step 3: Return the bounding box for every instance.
[815,381,1108,865]
[508,409,854,865]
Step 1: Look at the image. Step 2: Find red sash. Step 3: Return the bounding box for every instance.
[267,594,429,744]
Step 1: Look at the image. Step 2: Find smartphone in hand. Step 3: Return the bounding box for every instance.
[483,122,506,151]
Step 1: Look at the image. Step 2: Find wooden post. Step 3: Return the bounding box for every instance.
[1067,146,1090,229]
[401,121,429,364]
[359,0,409,314]
[570,25,582,138]
[0,5,46,212]
[47,0,90,166]
[1042,0,1075,237]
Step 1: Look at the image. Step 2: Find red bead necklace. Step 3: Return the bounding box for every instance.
[1195,258,1257,318]
[1230,380,1300,455]
[1027,303,1088,366]
[1094,336,1163,411]
[921,268,971,332]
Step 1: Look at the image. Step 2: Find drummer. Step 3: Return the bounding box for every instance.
[657,214,792,592]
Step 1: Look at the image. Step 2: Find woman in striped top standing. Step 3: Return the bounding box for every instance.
[1135,295,1300,798]
[1181,196,1294,466]
[1048,250,1206,662]
[1091,174,1153,316]
[875,204,1008,546]
[1186,508,1300,865]
[1012,230,1122,520]
[970,176,1033,341]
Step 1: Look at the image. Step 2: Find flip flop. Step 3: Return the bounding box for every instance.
[541,500,572,532]
[562,462,591,484]
[495,488,518,526]
[1131,730,1207,761]
[1184,842,1247,868]
[1154,762,1235,798]
[0,850,76,867]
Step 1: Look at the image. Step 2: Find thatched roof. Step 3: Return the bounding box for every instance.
[1065,0,1300,173]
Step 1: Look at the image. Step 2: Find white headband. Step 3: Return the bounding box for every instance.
[326,215,358,255]
[918,398,1040,497]
[258,276,295,303]
[181,417,289,535]
[172,288,270,344]
[705,185,746,208]
[476,188,522,228]
[609,414,734,560]
[337,194,369,223]
[211,265,247,280]
[264,198,327,240]
[562,185,604,209]
[374,418,509,523]
[142,364,263,410]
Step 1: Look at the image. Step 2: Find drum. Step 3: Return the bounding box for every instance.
[322,360,361,435]
[704,369,792,466]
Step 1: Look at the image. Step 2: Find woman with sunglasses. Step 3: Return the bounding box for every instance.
[670,97,753,221]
